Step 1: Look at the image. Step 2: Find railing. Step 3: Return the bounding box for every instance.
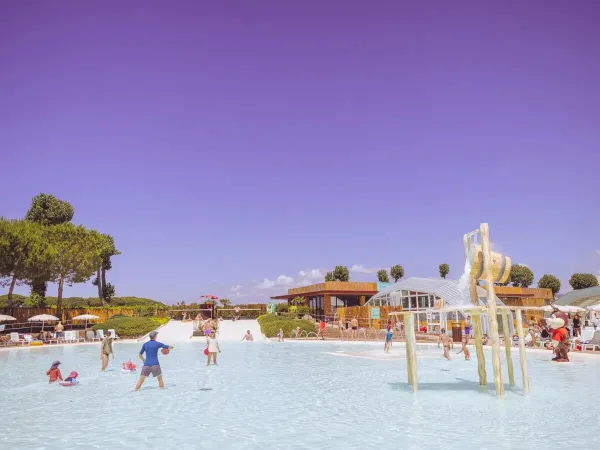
[215,308,263,319]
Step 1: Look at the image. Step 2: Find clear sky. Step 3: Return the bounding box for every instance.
[1,1,599,303]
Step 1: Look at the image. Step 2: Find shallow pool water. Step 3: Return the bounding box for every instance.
[1,340,599,449]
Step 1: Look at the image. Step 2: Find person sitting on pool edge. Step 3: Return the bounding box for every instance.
[135,331,173,391]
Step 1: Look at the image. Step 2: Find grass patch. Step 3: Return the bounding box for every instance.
[257,314,316,338]
[92,317,169,338]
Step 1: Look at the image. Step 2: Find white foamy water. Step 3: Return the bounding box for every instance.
[1,341,598,449]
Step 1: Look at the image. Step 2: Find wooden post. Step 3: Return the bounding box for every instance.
[406,313,418,392]
[501,309,515,386]
[514,309,530,394]
[480,223,504,396]
[465,233,487,387]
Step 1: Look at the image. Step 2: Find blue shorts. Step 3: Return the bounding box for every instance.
[464,327,471,335]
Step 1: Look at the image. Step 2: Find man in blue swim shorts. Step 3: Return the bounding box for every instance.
[135,331,173,391]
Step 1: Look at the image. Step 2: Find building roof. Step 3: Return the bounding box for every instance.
[271,281,378,300]
[366,277,505,307]
[553,286,600,307]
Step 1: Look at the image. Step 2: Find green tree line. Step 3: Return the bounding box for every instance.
[0,194,119,316]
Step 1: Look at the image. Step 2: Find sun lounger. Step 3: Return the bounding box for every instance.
[86,330,100,341]
[72,330,84,342]
[24,334,42,345]
[96,329,105,340]
[9,332,25,345]
[582,330,600,352]
[108,329,120,339]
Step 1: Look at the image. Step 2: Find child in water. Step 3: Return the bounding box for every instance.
[122,359,137,371]
[384,328,393,353]
[277,329,284,342]
[457,336,470,360]
[64,371,79,384]
[46,361,63,383]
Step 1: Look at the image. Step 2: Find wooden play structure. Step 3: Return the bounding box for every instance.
[403,223,530,396]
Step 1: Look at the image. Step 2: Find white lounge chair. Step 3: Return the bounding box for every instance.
[582,331,600,352]
[24,334,42,345]
[72,330,84,342]
[86,330,100,341]
[108,329,120,339]
[9,332,25,345]
[96,329,105,340]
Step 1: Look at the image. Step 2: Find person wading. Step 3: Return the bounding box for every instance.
[100,334,114,371]
[136,331,173,391]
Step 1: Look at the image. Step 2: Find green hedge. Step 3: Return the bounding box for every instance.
[257,314,316,338]
[0,294,168,309]
[92,317,169,338]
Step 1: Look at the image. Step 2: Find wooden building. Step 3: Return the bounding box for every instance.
[271,281,378,318]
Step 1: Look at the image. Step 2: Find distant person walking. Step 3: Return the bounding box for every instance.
[350,317,359,341]
[277,328,284,342]
[136,331,173,391]
[457,336,470,360]
[573,314,582,337]
[438,328,453,360]
[206,330,221,365]
[55,322,64,339]
[100,334,114,371]
[233,307,240,322]
[384,328,393,353]
[317,320,326,340]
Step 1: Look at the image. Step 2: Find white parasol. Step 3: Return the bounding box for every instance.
[0,314,17,321]
[587,304,600,312]
[72,314,100,330]
[28,314,60,331]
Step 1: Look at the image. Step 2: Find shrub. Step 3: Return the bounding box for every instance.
[92,317,169,338]
[257,314,316,338]
[275,303,289,313]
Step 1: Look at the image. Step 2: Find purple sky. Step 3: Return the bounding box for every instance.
[1,1,599,303]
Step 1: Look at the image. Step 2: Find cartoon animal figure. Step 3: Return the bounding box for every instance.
[541,310,570,362]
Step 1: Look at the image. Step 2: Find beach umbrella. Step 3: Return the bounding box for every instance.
[587,304,600,312]
[0,314,17,322]
[28,314,60,331]
[72,314,100,330]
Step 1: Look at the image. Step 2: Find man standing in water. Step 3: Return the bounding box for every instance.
[100,334,114,371]
[136,331,173,391]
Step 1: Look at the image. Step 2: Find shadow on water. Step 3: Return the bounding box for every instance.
[388,377,518,395]
[198,388,213,391]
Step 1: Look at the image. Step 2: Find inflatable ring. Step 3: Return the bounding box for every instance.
[59,381,76,387]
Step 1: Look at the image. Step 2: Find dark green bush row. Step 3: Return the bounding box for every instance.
[257,314,316,338]
[0,294,167,309]
[274,304,310,315]
[92,317,169,338]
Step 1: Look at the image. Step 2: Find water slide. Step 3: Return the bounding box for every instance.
[217,319,267,341]
[152,320,194,342]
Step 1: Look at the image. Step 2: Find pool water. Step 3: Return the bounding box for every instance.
[1,340,599,449]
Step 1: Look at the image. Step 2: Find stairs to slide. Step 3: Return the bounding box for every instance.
[154,320,194,342]
[217,319,266,341]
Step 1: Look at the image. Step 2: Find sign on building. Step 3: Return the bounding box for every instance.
[370,307,381,319]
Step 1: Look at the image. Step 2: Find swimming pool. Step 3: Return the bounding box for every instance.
[1,341,598,449]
